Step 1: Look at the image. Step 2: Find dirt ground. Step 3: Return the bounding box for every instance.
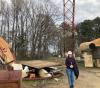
[22,67,100,88]
[44,69,100,88]
[22,58,100,88]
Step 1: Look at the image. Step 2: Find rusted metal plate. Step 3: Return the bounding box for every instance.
[0,70,9,80]
[0,70,22,81]
[91,38,100,47]
[0,70,22,88]
[0,83,18,88]
[0,37,15,63]
[18,60,61,69]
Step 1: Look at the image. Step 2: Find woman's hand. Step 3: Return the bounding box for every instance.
[70,62,74,68]
[70,64,74,68]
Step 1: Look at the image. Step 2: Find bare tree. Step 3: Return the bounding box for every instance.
[0,0,62,59]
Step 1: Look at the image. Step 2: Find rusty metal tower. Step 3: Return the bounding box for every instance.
[63,0,76,53]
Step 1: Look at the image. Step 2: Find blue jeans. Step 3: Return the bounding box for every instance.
[66,68,74,88]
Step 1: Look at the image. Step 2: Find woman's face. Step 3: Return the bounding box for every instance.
[68,54,72,58]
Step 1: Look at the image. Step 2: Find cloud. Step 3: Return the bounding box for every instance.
[76,0,100,22]
[5,0,11,4]
[5,0,100,23]
[52,0,100,23]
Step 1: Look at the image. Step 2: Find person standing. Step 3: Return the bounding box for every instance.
[65,51,79,88]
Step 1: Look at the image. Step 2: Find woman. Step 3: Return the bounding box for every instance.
[65,51,79,88]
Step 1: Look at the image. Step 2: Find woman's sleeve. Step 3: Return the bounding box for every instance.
[73,58,79,79]
[74,58,77,67]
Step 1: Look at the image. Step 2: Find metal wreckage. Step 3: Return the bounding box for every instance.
[0,37,63,88]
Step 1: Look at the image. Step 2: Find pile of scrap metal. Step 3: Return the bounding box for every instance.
[0,37,22,88]
[18,60,63,80]
[80,38,100,67]
[0,37,63,80]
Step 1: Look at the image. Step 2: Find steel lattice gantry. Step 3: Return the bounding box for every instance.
[63,0,76,52]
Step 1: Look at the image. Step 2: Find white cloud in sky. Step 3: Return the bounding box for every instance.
[5,0,11,4]
[53,0,100,23]
[76,0,100,22]
[78,0,97,4]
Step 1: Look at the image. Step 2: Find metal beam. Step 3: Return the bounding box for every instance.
[63,0,76,53]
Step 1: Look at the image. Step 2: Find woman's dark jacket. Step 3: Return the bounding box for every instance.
[65,56,79,79]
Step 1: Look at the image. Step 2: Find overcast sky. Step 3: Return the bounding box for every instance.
[5,0,100,23]
[52,0,100,23]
